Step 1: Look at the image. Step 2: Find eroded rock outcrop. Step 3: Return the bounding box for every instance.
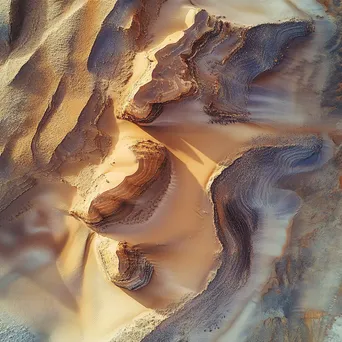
[121,10,218,124]
[120,9,313,124]
[200,21,314,122]
[76,140,172,233]
[97,238,153,291]
[142,135,333,341]
[0,1,341,341]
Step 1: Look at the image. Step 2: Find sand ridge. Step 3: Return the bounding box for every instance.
[0,0,342,341]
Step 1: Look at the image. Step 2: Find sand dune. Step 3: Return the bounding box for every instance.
[0,0,342,341]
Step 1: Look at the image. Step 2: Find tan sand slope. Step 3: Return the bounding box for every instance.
[1,1,342,341]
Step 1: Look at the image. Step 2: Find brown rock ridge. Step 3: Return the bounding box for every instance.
[120,10,313,125]
[76,140,172,233]
[121,10,218,124]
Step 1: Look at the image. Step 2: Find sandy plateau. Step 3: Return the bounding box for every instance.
[1,0,342,341]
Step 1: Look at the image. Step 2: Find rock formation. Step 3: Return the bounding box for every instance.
[141,135,333,341]
[120,10,313,124]
[0,1,342,342]
[75,139,172,233]
[97,238,154,291]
